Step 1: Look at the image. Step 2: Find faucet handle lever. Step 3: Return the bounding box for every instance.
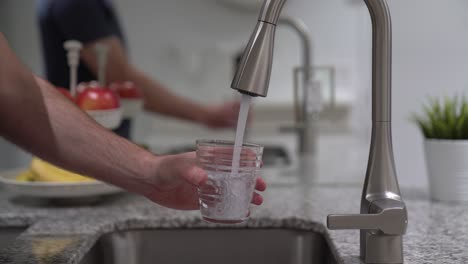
[328,213,381,231]
[327,204,407,235]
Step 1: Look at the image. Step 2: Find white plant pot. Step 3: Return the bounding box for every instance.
[425,139,468,202]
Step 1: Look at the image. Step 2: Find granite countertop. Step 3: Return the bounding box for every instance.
[0,183,466,264]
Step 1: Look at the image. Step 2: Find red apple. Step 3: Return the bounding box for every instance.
[77,81,100,96]
[110,82,143,99]
[76,87,120,111]
[57,87,75,102]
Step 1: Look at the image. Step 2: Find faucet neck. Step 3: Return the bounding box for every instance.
[362,0,401,201]
[364,0,392,123]
[258,0,288,25]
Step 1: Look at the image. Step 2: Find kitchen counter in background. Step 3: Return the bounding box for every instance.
[0,183,466,264]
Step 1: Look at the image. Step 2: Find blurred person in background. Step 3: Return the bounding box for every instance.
[36,0,241,138]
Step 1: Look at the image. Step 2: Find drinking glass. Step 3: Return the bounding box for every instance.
[196,139,264,224]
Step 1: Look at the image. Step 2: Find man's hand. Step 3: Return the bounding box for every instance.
[144,152,266,210]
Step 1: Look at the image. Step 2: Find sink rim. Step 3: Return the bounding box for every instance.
[79,225,342,264]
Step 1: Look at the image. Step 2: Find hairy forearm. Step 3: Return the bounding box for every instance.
[80,37,208,124]
[42,78,157,193]
[0,37,157,194]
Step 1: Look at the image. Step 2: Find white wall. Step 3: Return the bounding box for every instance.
[0,0,42,73]
[113,0,254,104]
[1,0,468,189]
[389,0,468,188]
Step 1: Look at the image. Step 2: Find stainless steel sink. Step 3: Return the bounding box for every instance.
[162,145,291,168]
[0,227,26,249]
[80,229,337,264]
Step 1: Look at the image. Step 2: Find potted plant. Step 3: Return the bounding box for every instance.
[413,96,468,202]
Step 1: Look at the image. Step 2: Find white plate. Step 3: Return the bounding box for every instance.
[0,169,123,198]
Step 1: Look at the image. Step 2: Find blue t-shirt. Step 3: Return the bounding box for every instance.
[36,0,126,88]
[37,0,131,138]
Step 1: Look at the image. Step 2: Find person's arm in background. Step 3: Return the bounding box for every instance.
[80,37,239,129]
[0,34,265,209]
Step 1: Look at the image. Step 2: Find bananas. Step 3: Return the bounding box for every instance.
[15,158,95,183]
[15,170,36,182]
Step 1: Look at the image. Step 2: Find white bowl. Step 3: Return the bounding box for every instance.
[86,108,123,129]
[121,99,144,119]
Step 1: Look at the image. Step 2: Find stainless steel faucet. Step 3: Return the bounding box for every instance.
[231,0,408,263]
[277,17,318,156]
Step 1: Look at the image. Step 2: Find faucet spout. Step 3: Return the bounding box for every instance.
[231,20,276,97]
[258,0,288,25]
[231,0,287,97]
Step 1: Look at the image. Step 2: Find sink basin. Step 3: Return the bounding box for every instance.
[0,227,26,249]
[162,144,291,168]
[79,229,337,264]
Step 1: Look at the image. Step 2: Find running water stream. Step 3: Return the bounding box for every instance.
[230,94,252,177]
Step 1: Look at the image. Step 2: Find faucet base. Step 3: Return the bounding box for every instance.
[363,231,404,264]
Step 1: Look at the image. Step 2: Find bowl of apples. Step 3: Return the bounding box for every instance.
[77,82,122,129]
[110,81,144,118]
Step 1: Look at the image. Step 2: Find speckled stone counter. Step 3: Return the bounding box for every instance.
[0,184,466,264]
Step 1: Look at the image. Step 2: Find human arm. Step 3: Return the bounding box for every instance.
[79,36,240,128]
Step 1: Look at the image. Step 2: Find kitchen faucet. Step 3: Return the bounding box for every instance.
[231,0,408,263]
[277,17,317,156]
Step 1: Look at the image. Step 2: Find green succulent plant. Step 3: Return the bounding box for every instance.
[412,96,468,139]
